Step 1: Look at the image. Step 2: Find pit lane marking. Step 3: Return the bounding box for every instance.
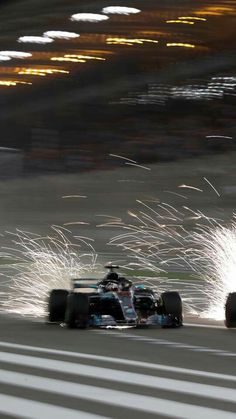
[0,368,236,418]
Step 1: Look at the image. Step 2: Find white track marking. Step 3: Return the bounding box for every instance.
[0,353,235,402]
[96,330,236,356]
[0,370,235,419]
[184,322,226,329]
[0,340,235,382]
[0,394,105,419]
[218,353,236,357]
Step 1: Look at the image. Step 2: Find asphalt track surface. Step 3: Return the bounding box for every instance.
[0,312,235,419]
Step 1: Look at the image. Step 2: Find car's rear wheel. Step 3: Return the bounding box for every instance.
[65,293,89,329]
[161,291,183,327]
[48,289,68,322]
[225,292,236,328]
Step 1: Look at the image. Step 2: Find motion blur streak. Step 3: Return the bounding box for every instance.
[0,55,11,61]
[102,7,141,15]
[51,57,86,63]
[64,55,106,61]
[43,31,80,39]
[196,6,236,16]
[167,43,195,48]
[18,68,69,76]
[106,38,158,45]
[178,16,207,21]
[166,20,195,25]
[0,51,32,58]
[0,80,32,86]
[70,13,109,22]
[18,36,54,44]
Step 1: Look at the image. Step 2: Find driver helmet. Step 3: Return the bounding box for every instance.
[105,272,119,281]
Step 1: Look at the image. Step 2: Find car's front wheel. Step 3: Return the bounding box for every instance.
[48,289,69,322]
[65,293,89,329]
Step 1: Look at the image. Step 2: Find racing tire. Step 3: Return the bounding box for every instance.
[48,289,69,322]
[225,293,236,328]
[65,293,89,329]
[161,291,183,327]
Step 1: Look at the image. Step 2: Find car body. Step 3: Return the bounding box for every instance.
[48,265,183,329]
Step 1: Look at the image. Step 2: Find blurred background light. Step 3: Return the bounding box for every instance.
[43,31,80,40]
[0,81,17,86]
[102,6,141,15]
[18,68,69,76]
[0,0,235,180]
[0,55,11,61]
[64,54,106,61]
[106,37,143,45]
[196,6,235,16]
[51,57,86,63]
[106,37,158,46]
[178,16,207,21]
[0,51,32,59]
[116,74,236,106]
[70,13,109,22]
[0,80,32,86]
[166,20,194,25]
[18,36,54,44]
[167,43,195,48]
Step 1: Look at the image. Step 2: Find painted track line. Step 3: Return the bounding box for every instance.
[0,369,235,419]
[0,354,235,402]
[0,340,235,382]
[184,322,226,329]
[96,329,236,357]
[0,394,105,419]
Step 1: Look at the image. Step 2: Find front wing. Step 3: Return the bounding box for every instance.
[89,313,179,328]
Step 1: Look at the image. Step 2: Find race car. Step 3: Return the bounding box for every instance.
[48,264,183,329]
[225,293,236,328]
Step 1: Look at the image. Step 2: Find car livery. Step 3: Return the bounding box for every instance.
[48,264,183,329]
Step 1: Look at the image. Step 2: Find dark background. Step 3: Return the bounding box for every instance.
[0,0,235,176]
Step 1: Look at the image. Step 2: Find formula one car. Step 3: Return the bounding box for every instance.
[225,293,236,328]
[48,264,183,329]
